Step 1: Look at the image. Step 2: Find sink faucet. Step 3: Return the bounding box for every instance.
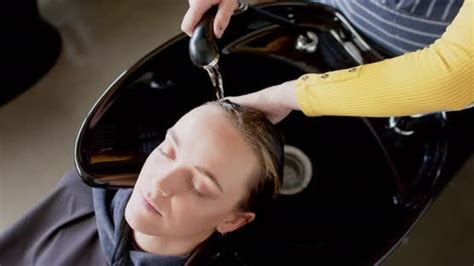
[189,6,220,68]
[188,2,312,69]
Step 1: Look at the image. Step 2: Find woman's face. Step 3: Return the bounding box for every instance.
[125,105,259,240]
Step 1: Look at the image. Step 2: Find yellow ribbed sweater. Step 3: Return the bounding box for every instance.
[295,0,473,117]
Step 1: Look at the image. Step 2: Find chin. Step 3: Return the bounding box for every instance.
[124,200,145,230]
[124,202,139,229]
[124,202,161,236]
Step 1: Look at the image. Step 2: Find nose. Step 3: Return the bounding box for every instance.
[153,165,190,197]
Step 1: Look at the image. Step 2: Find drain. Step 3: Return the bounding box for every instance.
[279,145,313,195]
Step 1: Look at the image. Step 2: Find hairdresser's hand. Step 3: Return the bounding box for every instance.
[228,80,301,124]
[181,0,240,39]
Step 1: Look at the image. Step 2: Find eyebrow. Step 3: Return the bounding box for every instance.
[166,128,223,194]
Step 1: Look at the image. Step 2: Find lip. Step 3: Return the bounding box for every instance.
[139,189,163,216]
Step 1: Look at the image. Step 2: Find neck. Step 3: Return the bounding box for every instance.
[132,230,210,257]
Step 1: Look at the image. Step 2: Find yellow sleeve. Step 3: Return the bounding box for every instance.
[295,0,473,117]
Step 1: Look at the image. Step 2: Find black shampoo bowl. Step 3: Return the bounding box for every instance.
[75,2,473,265]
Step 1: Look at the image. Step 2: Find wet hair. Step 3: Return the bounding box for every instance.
[206,100,284,214]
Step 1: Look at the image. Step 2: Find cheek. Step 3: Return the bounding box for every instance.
[137,154,168,184]
[173,198,231,226]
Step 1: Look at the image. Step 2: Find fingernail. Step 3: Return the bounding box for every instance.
[216,27,223,38]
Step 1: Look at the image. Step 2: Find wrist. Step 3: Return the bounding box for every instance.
[277,80,300,111]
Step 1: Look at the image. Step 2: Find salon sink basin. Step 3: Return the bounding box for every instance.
[75,2,473,265]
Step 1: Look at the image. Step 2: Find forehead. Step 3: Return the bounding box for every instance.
[174,105,246,154]
[173,104,259,193]
[176,104,229,130]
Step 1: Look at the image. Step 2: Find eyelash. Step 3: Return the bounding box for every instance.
[158,147,206,199]
[188,177,206,198]
[158,147,174,161]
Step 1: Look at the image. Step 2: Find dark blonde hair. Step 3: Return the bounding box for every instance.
[207,100,284,214]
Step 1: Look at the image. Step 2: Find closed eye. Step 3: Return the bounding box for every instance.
[187,176,206,199]
[157,146,175,161]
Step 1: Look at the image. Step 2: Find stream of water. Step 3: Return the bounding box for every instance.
[204,63,224,100]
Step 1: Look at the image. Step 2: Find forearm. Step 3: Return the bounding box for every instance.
[295,0,473,117]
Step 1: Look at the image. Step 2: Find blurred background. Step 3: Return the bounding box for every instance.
[0,0,472,265]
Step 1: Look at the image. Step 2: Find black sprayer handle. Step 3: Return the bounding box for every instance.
[189,6,219,68]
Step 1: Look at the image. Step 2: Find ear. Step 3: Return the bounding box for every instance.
[216,212,256,234]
